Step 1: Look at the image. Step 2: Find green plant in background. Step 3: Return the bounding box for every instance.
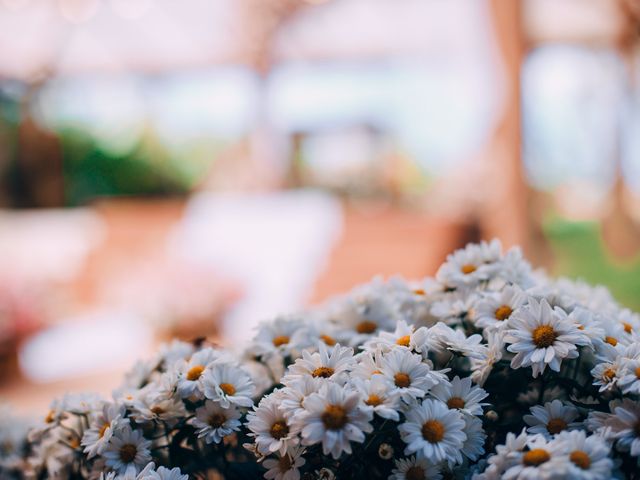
[60,126,220,206]
[544,218,640,310]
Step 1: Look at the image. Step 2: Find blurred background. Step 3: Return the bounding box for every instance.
[1,0,640,414]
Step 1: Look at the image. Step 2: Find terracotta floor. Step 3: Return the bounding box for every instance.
[0,198,465,415]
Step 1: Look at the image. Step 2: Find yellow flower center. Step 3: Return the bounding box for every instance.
[119,444,138,463]
[522,448,550,466]
[312,367,335,378]
[272,335,290,347]
[98,422,110,438]
[406,466,426,480]
[219,383,236,396]
[605,336,618,347]
[623,322,633,334]
[532,325,557,348]
[396,335,411,347]
[421,420,445,443]
[365,394,382,406]
[45,410,55,424]
[270,420,289,439]
[413,289,425,295]
[356,321,378,334]
[394,372,411,388]
[495,305,513,321]
[446,397,466,410]
[278,455,292,471]
[569,450,591,470]
[603,367,616,382]
[321,405,348,431]
[209,413,226,428]
[151,406,165,416]
[186,365,205,381]
[320,335,336,346]
[69,438,80,449]
[635,367,640,379]
[546,418,568,434]
[461,264,477,274]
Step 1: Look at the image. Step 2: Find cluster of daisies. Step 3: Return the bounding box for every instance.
[3,239,640,479]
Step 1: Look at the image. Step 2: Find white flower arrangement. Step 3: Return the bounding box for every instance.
[2,239,640,479]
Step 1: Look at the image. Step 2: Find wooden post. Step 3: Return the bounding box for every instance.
[480,0,530,252]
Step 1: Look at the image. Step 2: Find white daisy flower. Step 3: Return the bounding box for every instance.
[293,316,341,350]
[330,279,402,346]
[470,331,504,387]
[113,386,145,409]
[430,290,479,326]
[398,398,466,465]
[156,339,195,366]
[461,414,486,461]
[476,429,529,480]
[523,400,581,438]
[63,392,104,416]
[601,399,640,457]
[435,239,502,288]
[590,353,623,393]
[102,425,152,476]
[247,396,299,455]
[136,462,189,480]
[429,376,488,416]
[617,308,640,339]
[526,281,577,316]
[130,392,186,427]
[428,323,487,360]
[497,247,535,289]
[502,434,559,480]
[553,278,617,315]
[242,358,278,398]
[567,308,604,345]
[620,341,640,361]
[505,298,590,377]
[202,362,254,408]
[473,286,527,331]
[584,399,623,434]
[592,316,630,355]
[191,400,241,444]
[391,279,435,327]
[28,428,75,478]
[551,430,613,480]
[298,382,373,459]
[618,358,640,394]
[175,347,220,399]
[363,320,424,353]
[351,350,385,380]
[351,376,400,421]
[389,455,442,480]
[278,376,322,420]
[81,402,125,458]
[27,397,67,443]
[119,360,156,391]
[380,349,442,402]
[252,315,307,358]
[283,343,354,386]
[262,445,306,480]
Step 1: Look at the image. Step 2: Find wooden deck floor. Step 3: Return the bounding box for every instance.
[0,198,466,415]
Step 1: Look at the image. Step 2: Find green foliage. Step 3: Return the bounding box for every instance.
[59,127,218,206]
[544,218,640,310]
